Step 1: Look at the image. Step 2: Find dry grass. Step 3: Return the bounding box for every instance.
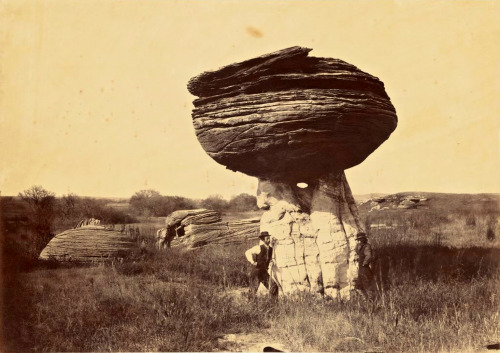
[2,261,269,352]
[267,276,500,352]
[2,194,500,352]
[3,240,499,352]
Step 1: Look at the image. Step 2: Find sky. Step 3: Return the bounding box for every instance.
[1,0,499,199]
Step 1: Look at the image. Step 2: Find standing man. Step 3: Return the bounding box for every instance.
[245,231,278,297]
[354,232,375,297]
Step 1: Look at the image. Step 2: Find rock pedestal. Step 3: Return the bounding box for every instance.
[258,172,362,298]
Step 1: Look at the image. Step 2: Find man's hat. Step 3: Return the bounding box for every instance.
[356,232,367,240]
[259,231,270,239]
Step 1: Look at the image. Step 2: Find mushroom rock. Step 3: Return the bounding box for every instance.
[188,47,398,299]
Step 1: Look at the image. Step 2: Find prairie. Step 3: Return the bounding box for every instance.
[1,193,499,352]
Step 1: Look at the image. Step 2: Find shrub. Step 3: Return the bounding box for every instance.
[228,193,258,212]
[201,195,229,213]
[129,190,196,217]
[129,189,162,216]
[54,195,135,231]
[18,185,56,254]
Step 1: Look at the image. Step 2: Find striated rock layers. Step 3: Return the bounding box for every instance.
[188,47,398,299]
[39,226,138,262]
[257,175,362,298]
[157,209,221,249]
[188,46,397,182]
[171,218,261,249]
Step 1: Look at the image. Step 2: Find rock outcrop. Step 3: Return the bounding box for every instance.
[188,47,398,299]
[360,194,429,212]
[172,218,260,249]
[157,209,221,248]
[157,209,260,249]
[39,226,138,262]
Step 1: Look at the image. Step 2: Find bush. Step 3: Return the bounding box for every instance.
[18,186,57,254]
[228,193,258,212]
[201,195,229,213]
[55,195,135,230]
[129,190,196,217]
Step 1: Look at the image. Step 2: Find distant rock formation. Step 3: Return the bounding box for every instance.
[398,199,418,209]
[362,194,429,212]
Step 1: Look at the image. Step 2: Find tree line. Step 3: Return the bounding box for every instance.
[11,186,259,256]
[129,189,258,217]
[14,186,137,255]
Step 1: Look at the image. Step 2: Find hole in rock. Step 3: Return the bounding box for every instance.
[175,224,185,237]
[296,182,308,189]
[486,343,500,350]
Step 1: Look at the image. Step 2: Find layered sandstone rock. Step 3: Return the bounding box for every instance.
[39,226,138,262]
[157,209,221,248]
[188,47,398,299]
[188,46,397,182]
[172,218,261,249]
[257,173,362,297]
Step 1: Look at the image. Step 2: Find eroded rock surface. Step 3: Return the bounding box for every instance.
[39,227,138,262]
[258,172,362,299]
[157,209,221,249]
[188,46,397,182]
[187,47,398,299]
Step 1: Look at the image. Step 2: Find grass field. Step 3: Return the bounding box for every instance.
[1,193,499,352]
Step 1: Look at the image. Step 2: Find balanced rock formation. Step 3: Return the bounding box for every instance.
[188,46,397,183]
[39,226,138,262]
[188,47,398,299]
